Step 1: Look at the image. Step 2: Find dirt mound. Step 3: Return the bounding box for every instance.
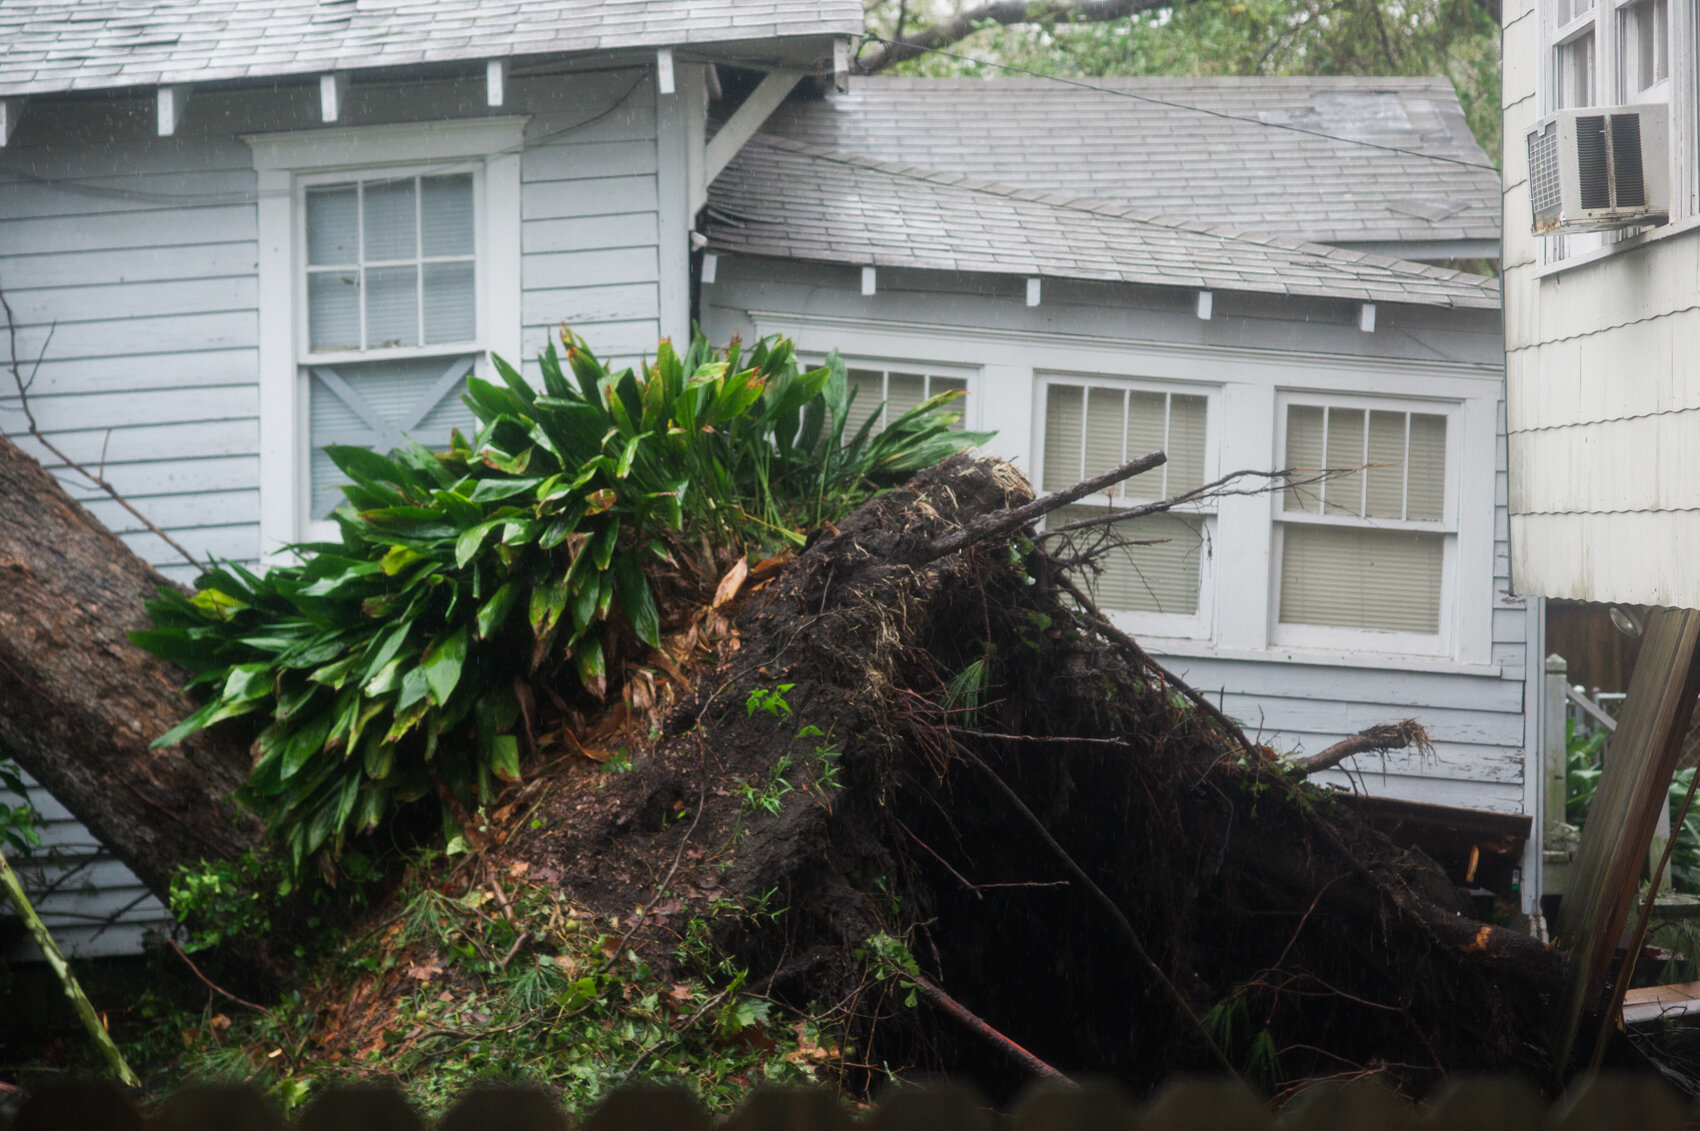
[436,453,1564,1102]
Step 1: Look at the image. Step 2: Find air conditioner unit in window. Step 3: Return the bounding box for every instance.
[1526,106,1669,234]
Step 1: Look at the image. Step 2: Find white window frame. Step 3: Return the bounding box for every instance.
[246,118,525,556]
[1538,0,1700,267]
[1035,371,1220,642]
[1270,391,1462,658]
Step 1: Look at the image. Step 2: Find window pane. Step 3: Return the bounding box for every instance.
[1124,391,1166,502]
[1043,384,1084,492]
[309,357,476,518]
[1167,394,1208,497]
[1284,404,1325,513]
[363,179,417,261]
[423,261,476,344]
[1083,386,1125,485]
[365,266,419,348]
[1558,31,1595,109]
[1323,407,1366,517]
[1052,504,1202,616]
[1279,526,1443,633]
[307,271,361,351]
[846,369,884,437]
[421,174,474,257]
[306,185,358,266]
[887,373,927,423]
[930,376,968,431]
[1406,413,1447,521]
[1365,410,1406,519]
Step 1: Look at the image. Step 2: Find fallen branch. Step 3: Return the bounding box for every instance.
[908,970,1071,1081]
[924,450,1165,563]
[1293,720,1434,776]
[168,939,281,1025]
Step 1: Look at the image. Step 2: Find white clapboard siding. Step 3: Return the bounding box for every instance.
[0,772,173,962]
[0,65,669,956]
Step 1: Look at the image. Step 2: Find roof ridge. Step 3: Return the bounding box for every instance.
[743,134,1499,295]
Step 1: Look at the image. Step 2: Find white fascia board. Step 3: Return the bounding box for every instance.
[243,116,529,172]
[703,69,804,187]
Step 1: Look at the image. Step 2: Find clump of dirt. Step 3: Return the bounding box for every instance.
[461,453,1565,1102]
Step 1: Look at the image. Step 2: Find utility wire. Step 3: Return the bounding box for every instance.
[858,33,1501,173]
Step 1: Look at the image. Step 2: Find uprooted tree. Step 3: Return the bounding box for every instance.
[1,330,1565,1102]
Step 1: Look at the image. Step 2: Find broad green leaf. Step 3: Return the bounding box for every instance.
[422,626,469,707]
[614,554,661,649]
[477,580,522,640]
[488,734,521,782]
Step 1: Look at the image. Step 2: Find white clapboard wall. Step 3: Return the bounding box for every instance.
[2,770,173,961]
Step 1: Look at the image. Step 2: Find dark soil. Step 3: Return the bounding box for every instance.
[487,454,1565,1103]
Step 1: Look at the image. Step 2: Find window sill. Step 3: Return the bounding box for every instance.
[1532,213,1700,280]
[1137,638,1502,678]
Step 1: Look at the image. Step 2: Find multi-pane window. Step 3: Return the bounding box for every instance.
[301,172,480,519]
[1620,0,1670,94]
[1276,403,1450,638]
[846,367,969,433]
[1041,381,1210,621]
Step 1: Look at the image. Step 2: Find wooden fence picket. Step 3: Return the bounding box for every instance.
[864,1082,995,1131]
[724,1085,856,1131]
[437,1085,570,1131]
[1417,1077,1547,1131]
[1141,1077,1272,1131]
[1278,1080,1417,1131]
[291,1083,424,1131]
[1008,1079,1142,1131]
[6,1072,1700,1129]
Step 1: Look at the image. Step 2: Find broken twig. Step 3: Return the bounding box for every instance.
[1293,720,1434,776]
[909,970,1071,1081]
[924,450,1165,563]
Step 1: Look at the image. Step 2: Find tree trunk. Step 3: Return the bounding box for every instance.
[0,431,260,903]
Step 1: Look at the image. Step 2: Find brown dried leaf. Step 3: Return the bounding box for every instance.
[406,962,444,983]
[713,557,750,609]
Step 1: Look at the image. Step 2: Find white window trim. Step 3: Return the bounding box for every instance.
[747,312,1499,667]
[246,117,526,559]
[1269,391,1463,658]
[1537,0,1700,267]
[1035,371,1221,642]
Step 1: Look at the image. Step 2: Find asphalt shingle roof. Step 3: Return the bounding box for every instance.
[708,135,1502,310]
[0,0,862,97]
[758,76,1501,248]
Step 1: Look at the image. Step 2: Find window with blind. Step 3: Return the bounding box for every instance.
[845,367,970,434]
[300,172,481,520]
[1040,380,1211,623]
[1276,402,1451,641]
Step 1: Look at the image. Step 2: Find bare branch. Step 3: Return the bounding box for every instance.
[1292,720,1434,776]
[0,279,202,570]
[1037,465,1358,540]
[857,0,1172,73]
[924,449,1164,562]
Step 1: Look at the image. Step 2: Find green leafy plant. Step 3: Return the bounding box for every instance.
[0,758,40,857]
[133,332,990,877]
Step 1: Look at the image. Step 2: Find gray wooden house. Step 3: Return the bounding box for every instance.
[701,78,1541,900]
[0,3,1537,958]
